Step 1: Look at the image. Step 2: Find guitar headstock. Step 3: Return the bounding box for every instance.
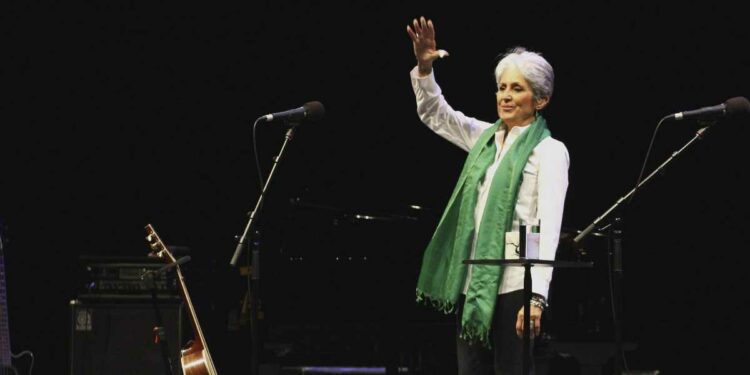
[145,224,177,263]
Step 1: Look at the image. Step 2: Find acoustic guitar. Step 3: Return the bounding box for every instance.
[145,224,218,375]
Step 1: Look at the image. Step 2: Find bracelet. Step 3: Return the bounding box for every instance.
[530,294,547,311]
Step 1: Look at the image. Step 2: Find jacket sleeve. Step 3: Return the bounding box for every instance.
[410,66,493,152]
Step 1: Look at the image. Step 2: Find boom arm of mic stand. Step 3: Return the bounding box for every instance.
[574,126,709,244]
[574,125,710,375]
[141,256,191,280]
[231,125,297,267]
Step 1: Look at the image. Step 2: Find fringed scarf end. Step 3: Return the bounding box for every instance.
[415,289,456,314]
[458,323,492,348]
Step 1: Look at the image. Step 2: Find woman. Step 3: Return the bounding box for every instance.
[408,16,570,374]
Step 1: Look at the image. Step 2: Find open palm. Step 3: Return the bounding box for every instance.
[406,17,448,73]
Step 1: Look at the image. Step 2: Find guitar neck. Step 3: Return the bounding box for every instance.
[0,253,13,367]
[175,267,212,354]
[175,265,219,375]
[144,224,217,372]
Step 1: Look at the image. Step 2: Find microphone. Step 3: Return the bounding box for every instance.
[668,96,750,121]
[140,256,191,280]
[261,101,325,123]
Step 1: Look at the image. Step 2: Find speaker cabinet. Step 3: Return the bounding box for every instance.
[69,298,185,375]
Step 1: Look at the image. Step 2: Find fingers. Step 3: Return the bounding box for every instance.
[407,16,434,39]
[515,318,540,338]
[406,25,417,41]
[515,312,542,338]
[425,18,435,40]
[515,316,523,338]
[407,18,422,43]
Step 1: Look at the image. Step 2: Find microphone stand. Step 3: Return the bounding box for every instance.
[231,121,299,375]
[140,256,192,280]
[573,125,711,374]
[231,123,297,266]
[247,229,262,375]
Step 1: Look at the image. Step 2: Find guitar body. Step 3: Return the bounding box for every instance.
[180,341,218,375]
[145,224,219,375]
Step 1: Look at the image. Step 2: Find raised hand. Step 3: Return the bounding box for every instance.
[406,16,449,76]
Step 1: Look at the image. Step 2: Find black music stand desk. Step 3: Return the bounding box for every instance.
[463,258,593,375]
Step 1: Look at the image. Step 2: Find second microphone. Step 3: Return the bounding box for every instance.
[261,101,325,123]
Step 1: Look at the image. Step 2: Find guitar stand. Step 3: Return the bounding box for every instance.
[149,276,176,375]
[153,326,166,344]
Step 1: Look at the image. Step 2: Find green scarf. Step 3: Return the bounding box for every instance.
[416,115,550,345]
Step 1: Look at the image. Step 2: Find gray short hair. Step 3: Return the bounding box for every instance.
[494,46,554,101]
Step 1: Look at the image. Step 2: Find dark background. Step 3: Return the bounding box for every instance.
[2,1,749,373]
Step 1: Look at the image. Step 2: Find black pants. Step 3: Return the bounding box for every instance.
[456,290,534,375]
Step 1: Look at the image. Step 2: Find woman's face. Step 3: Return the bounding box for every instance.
[496,65,548,127]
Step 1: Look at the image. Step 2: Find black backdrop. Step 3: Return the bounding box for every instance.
[2,1,750,373]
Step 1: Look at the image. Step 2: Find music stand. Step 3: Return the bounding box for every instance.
[462,257,593,375]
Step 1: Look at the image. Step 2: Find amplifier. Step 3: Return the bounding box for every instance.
[79,255,179,298]
[69,299,184,375]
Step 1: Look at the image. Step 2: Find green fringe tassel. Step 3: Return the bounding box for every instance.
[458,322,491,348]
[415,288,492,348]
[415,289,456,314]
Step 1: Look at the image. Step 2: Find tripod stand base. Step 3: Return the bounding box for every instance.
[548,340,638,375]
